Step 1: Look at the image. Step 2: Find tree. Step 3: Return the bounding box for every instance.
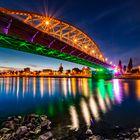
[123,65,127,72]
[118,60,122,73]
[127,58,133,72]
[72,68,82,74]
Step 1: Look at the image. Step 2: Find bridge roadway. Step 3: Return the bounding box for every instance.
[0,10,113,70]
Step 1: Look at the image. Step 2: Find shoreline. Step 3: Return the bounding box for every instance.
[115,75,140,79]
[1,75,140,80]
[0,75,91,78]
[0,114,140,140]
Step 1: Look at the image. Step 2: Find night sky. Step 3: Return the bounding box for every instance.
[0,0,140,70]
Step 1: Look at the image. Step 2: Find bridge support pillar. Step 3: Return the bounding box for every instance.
[92,69,114,80]
[3,19,12,34]
[48,39,56,48]
[61,45,67,52]
[30,31,39,42]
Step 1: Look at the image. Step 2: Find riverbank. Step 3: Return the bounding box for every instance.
[0,75,91,78]
[1,114,140,140]
[115,74,140,79]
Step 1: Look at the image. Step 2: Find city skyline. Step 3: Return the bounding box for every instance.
[0,0,140,68]
[0,47,85,71]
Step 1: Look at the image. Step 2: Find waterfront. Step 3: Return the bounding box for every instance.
[0,77,140,138]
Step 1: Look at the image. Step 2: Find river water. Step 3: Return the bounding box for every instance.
[0,77,140,138]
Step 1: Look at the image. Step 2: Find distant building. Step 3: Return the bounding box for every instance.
[39,69,53,76]
[24,67,30,72]
[72,68,81,74]
[42,69,53,73]
[82,67,91,74]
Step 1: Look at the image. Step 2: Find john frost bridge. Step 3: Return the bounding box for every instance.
[0,7,114,79]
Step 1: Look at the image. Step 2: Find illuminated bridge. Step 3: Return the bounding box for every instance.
[0,7,113,71]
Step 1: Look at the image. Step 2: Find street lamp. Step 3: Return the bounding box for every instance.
[45,20,50,25]
[74,39,77,43]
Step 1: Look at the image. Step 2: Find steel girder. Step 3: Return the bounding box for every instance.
[0,33,107,70]
[0,7,105,62]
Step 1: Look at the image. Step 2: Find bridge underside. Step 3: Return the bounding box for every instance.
[0,12,112,70]
[0,33,106,70]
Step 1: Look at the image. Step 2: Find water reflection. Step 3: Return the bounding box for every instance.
[0,77,135,131]
[82,78,88,97]
[136,80,140,101]
[89,95,100,121]
[97,91,107,114]
[124,82,129,96]
[113,79,123,104]
[69,106,79,131]
[33,77,36,97]
[16,77,20,99]
[72,78,76,96]
[80,98,91,127]
[40,77,44,98]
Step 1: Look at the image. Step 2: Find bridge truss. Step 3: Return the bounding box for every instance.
[0,7,105,62]
[0,33,106,69]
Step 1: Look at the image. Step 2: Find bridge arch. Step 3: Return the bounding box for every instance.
[0,7,105,62]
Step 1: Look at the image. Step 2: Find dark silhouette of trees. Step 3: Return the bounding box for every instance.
[118,60,122,73]
[123,65,127,72]
[72,68,82,74]
[127,58,133,72]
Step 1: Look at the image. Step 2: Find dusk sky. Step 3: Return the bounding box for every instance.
[0,0,140,70]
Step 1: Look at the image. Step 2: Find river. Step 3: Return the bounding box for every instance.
[0,77,140,138]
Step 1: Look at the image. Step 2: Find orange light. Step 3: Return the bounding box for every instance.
[45,20,50,25]
[74,39,77,43]
[92,50,95,53]
[100,55,102,58]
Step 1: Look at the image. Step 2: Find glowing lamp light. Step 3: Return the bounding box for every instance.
[114,68,118,73]
[105,58,108,61]
[45,20,50,25]
[110,61,112,65]
[100,69,103,72]
[100,55,102,58]
[74,39,77,43]
[92,50,95,53]
[85,45,87,49]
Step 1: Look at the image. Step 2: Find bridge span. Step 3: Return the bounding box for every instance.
[0,7,113,72]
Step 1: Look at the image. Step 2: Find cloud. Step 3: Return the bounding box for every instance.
[26,64,39,68]
[0,66,20,71]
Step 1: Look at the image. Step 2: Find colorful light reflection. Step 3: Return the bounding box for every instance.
[69,106,79,131]
[113,79,123,104]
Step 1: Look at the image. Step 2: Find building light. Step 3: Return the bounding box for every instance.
[92,50,95,53]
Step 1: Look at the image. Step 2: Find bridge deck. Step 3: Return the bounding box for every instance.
[0,12,112,70]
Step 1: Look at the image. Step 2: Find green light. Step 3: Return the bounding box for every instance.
[100,69,104,72]
[0,32,109,70]
[48,103,54,117]
[107,82,114,100]
[88,79,93,95]
[98,79,106,99]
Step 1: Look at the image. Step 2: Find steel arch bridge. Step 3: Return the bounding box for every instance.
[0,7,113,70]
